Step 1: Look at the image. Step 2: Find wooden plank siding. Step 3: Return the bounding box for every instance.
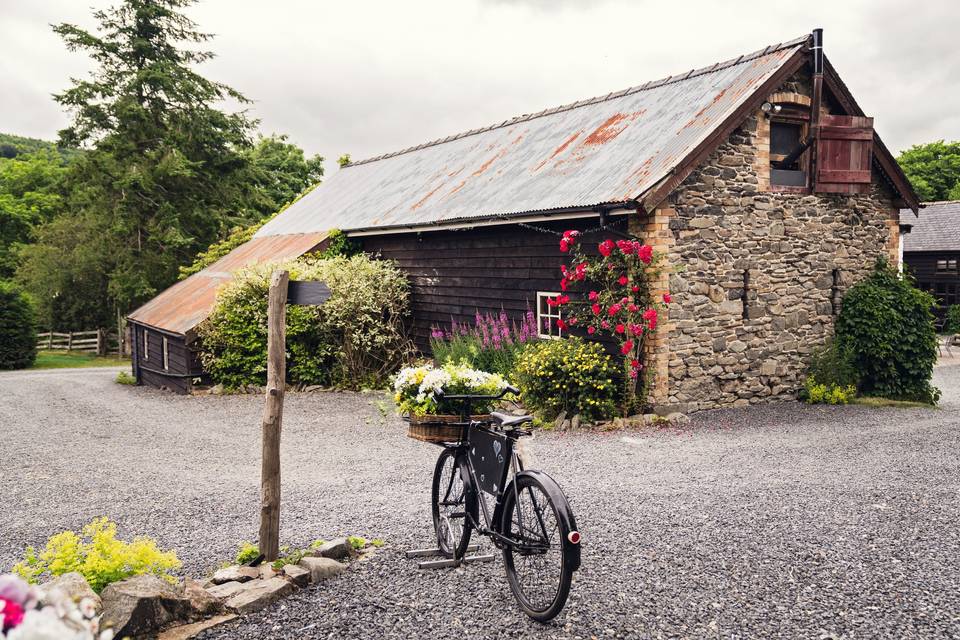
[130,322,204,394]
[904,250,960,320]
[359,217,626,350]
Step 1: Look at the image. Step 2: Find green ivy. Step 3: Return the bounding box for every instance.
[315,229,360,259]
[835,259,940,404]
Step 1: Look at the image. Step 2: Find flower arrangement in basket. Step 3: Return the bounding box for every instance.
[393,362,509,442]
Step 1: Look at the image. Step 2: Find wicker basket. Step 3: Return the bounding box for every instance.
[407,414,491,444]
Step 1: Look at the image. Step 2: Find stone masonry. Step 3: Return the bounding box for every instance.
[633,78,901,413]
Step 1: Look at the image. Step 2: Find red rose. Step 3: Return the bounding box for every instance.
[600,320,609,329]
[559,239,569,252]
[568,316,577,326]
[631,285,640,293]
[588,290,598,301]
[556,318,567,330]
[643,307,658,331]
[628,303,638,313]
[591,303,601,315]
[620,339,634,355]
[558,294,570,304]
[637,244,653,264]
[631,359,640,368]
[617,275,629,286]
[630,323,644,335]
[587,326,596,335]
[608,304,621,316]
[663,292,672,303]
[615,323,625,334]
[598,239,615,257]
[560,278,568,291]
[0,598,24,631]
[546,297,558,307]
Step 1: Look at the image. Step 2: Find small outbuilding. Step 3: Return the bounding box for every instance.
[902,200,960,322]
[129,29,919,411]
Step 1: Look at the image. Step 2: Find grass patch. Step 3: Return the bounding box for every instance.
[851,396,936,409]
[32,350,129,369]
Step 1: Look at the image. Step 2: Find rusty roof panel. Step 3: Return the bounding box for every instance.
[257,37,806,238]
[127,232,327,335]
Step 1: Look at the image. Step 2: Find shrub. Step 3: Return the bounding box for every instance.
[804,376,856,405]
[234,541,260,565]
[807,340,858,389]
[430,310,539,376]
[393,362,509,416]
[199,254,411,389]
[835,259,940,404]
[13,517,180,593]
[115,371,136,385]
[512,337,619,421]
[0,281,37,369]
[945,304,960,334]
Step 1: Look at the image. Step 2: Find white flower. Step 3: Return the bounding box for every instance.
[7,608,86,640]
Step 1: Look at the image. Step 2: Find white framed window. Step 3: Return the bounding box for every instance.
[536,291,563,339]
[162,336,169,371]
[142,329,149,361]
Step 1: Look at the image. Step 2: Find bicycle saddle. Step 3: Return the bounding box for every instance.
[490,411,534,428]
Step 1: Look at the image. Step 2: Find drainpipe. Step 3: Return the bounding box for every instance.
[808,28,824,187]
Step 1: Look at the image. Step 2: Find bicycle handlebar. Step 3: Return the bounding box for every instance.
[436,384,519,401]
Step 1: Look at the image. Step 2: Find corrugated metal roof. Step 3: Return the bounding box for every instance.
[127,232,327,335]
[902,201,960,252]
[256,36,807,238]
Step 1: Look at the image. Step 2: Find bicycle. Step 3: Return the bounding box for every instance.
[426,385,581,622]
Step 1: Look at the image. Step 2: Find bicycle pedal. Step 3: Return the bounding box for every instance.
[417,553,496,570]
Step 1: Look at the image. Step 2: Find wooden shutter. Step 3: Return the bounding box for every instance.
[815,115,874,194]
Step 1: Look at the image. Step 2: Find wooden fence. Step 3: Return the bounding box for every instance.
[36,329,121,355]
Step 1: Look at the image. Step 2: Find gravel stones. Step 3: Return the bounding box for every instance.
[3,367,960,638]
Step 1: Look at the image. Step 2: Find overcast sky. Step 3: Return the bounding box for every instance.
[2,0,957,168]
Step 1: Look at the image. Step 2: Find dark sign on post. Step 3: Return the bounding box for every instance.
[259,273,330,561]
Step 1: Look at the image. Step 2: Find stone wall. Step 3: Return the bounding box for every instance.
[638,103,900,413]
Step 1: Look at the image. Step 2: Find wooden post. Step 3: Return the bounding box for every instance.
[67,332,73,351]
[259,270,289,562]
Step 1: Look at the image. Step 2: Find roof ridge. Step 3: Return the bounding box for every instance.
[922,199,960,205]
[344,33,810,169]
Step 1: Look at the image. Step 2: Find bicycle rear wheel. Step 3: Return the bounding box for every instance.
[500,473,574,622]
[431,448,477,559]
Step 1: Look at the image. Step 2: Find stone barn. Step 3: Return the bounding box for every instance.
[128,29,919,411]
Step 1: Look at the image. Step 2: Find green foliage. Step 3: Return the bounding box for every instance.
[429,310,538,377]
[179,223,262,280]
[803,376,856,405]
[17,1,331,332]
[337,154,351,168]
[115,371,137,385]
[0,150,67,278]
[945,305,960,334]
[835,259,940,404]
[315,229,360,259]
[807,340,859,389]
[234,541,260,565]
[347,536,367,551]
[0,281,37,369]
[512,337,619,421]
[199,254,411,389]
[244,134,323,220]
[897,140,960,202]
[393,362,509,416]
[0,132,79,161]
[270,545,310,570]
[370,538,385,548]
[13,517,181,593]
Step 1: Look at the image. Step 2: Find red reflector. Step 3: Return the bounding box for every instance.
[567,531,581,544]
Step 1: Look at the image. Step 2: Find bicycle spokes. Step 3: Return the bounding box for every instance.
[506,484,563,610]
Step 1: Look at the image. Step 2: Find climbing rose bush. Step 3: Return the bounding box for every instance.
[551,230,670,413]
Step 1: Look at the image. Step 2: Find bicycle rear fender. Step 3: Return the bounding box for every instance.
[496,469,581,572]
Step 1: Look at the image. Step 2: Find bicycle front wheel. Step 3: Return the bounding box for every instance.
[431,448,476,559]
[500,473,575,622]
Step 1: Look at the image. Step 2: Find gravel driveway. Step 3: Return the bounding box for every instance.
[2,366,959,639]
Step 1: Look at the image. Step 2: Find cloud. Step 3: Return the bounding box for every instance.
[0,0,956,163]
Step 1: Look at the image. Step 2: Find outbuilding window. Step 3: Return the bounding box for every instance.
[162,336,169,371]
[769,119,808,188]
[936,258,958,273]
[142,329,149,361]
[536,292,563,339]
